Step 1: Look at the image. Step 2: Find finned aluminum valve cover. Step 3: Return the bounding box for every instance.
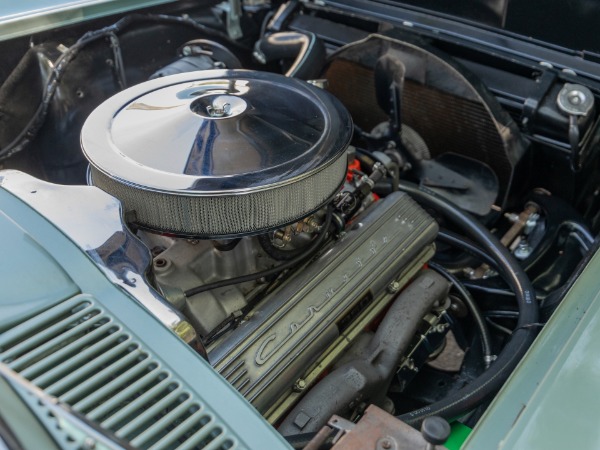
[209,192,438,413]
[81,70,352,237]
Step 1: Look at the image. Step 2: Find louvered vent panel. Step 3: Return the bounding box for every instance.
[0,294,239,450]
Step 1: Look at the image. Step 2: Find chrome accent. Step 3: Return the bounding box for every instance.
[200,94,246,118]
[0,170,199,348]
[557,83,594,117]
[81,70,352,237]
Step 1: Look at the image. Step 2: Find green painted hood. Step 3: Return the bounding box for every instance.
[465,249,600,449]
[0,0,179,42]
[0,170,291,450]
[0,209,78,323]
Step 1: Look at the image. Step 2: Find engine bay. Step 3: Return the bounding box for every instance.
[1,1,599,448]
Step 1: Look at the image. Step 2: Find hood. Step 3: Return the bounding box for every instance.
[328,0,600,54]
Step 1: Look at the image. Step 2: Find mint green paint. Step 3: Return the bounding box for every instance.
[0,0,178,42]
[0,377,60,450]
[0,187,292,450]
[0,293,241,449]
[465,250,600,449]
[0,210,79,327]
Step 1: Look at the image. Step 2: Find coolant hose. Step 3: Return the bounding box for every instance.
[253,31,325,79]
[396,182,538,426]
[438,229,498,268]
[428,261,493,368]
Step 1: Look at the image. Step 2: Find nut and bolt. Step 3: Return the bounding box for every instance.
[434,323,449,333]
[207,102,231,118]
[387,281,401,294]
[293,379,307,392]
[464,268,476,279]
[514,240,532,260]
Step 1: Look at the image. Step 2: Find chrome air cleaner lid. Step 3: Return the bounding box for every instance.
[81,70,352,237]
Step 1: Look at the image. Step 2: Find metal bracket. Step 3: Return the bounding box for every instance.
[328,416,356,444]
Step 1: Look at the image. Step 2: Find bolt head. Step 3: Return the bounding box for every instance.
[387,281,401,294]
[293,379,306,392]
[568,90,586,105]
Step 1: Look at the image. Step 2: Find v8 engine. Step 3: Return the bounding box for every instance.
[4,3,598,446]
[79,68,451,429]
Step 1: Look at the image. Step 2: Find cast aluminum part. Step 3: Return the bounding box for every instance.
[279,269,450,435]
[0,171,199,349]
[142,233,275,336]
[81,69,352,238]
[209,191,438,413]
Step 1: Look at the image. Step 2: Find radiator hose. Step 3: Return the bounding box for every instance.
[395,182,539,426]
[253,31,325,79]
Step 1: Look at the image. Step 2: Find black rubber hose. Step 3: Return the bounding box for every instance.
[437,229,498,269]
[184,207,333,298]
[253,31,325,79]
[396,182,538,426]
[484,310,519,318]
[428,261,493,368]
[355,149,400,192]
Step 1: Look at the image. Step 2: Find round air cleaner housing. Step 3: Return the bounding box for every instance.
[81,70,352,237]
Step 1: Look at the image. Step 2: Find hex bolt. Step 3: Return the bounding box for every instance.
[293,379,306,392]
[387,281,401,294]
[514,240,532,260]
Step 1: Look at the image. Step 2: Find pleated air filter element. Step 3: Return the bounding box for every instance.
[81,70,352,238]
